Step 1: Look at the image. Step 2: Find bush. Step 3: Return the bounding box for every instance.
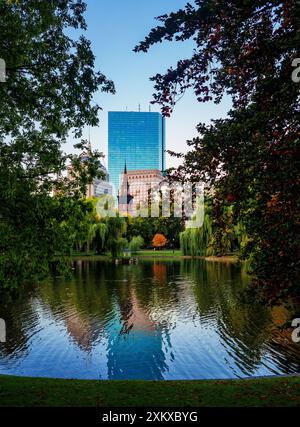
[129,236,144,254]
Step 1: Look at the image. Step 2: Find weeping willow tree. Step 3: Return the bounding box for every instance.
[74,196,127,257]
[86,222,108,254]
[180,203,248,257]
[180,213,213,256]
[104,214,127,258]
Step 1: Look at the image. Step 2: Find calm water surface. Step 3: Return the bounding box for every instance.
[0,260,299,380]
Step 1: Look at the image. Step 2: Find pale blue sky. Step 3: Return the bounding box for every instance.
[66,0,231,168]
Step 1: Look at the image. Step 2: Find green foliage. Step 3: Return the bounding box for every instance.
[104,215,127,258]
[126,216,184,248]
[72,198,128,259]
[129,236,144,254]
[180,213,213,257]
[180,199,247,257]
[136,0,300,303]
[73,205,182,257]
[0,195,92,288]
[0,1,115,290]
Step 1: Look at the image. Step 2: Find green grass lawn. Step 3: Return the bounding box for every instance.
[70,250,241,261]
[137,249,182,257]
[71,250,183,260]
[0,375,299,407]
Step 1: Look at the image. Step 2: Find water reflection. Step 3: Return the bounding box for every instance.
[0,260,299,380]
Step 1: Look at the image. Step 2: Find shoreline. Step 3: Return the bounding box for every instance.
[70,252,240,263]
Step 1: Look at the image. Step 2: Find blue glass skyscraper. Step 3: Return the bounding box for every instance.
[108,111,166,193]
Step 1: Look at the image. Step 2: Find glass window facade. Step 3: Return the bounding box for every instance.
[108,112,166,194]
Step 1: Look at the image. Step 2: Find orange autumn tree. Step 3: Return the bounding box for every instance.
[152,233,167,250]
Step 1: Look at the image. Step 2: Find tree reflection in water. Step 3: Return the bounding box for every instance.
[0,260,299,379]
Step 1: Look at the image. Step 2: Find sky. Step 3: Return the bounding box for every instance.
[66,0,231,169]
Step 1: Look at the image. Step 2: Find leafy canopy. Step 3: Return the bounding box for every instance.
[136,0,300,303]
[0,0,115,289]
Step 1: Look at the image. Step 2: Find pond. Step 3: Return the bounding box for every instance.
[0,259,299,380]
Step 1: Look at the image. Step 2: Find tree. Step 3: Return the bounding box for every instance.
[0,1,115,289]
[136,1,300,303]
[129,236,144,254]
[73,197,108,255]
[104,215,127,258]
[152,234,168,249]
[126,215,184,248]
[180,211,213,257]
[180,204,247,257]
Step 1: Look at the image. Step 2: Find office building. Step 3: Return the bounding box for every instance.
[123,169,164,215]
[93,163,113,197]
[108,111,166,194]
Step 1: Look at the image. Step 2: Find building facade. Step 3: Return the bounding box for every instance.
[118,167,164,216]
[108,111,166,194]
[118,164,134,216]
[127,169,164,214]
[93,163,113,197]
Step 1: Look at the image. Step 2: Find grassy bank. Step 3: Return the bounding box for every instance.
[71,250,183,259]
[71,250,240,262]
[0,375,299,407]
[137,249,182,256]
